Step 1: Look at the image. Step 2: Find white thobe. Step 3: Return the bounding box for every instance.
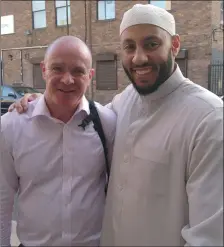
[101,65,223,246]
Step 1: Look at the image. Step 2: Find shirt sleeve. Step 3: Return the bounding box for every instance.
[0,129,19,246]
[181,108,223,246]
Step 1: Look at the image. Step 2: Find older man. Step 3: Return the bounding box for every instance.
[8,4,223,246]
[0,36,116,246]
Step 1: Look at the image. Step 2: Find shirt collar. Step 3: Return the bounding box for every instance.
[75,95,90,115]
[141,63,186,102]
[31,95,90,119]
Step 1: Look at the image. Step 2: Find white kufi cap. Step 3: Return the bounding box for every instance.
[120,4,176,36]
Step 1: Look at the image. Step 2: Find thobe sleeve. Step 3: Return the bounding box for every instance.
[105,102,113,110]
[181,108,223,246]
[0,129,19,246]
[105,92,123,114]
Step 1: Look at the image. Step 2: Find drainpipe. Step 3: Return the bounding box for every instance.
[84,0,87,43]
[66,0,69,35]
[1,50,3,85]
[20,49,23,83]
[87,0,93,99]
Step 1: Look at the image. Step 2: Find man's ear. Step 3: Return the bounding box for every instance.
[40,61,46,80]
[171,35,180,57]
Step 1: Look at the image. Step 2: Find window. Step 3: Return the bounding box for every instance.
[32,0,47,29]
[96,53,117,90]
[176,59,187,77]
[176,49,188,77]
[1,15,14,35]
[1,86,15,97]
[33,64,46,89]
[97,0,115,20]
[149,0,171,10]
[55,0,71,26]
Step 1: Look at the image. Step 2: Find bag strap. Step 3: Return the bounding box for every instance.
[88,100,110,188]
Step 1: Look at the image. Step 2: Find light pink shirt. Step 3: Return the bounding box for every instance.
[0,95,116,246]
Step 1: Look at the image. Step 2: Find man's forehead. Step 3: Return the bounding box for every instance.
[46,41,88,59]
[46,47,88,62]
[44,37,92,67]
[47,58,86,67]
[121,24,165,42]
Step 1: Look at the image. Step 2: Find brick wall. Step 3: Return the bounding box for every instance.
[170,1,213,89]
[211,0,223,61]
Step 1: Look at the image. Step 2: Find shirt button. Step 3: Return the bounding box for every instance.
[124,155,128,163]
[117,184,123,191]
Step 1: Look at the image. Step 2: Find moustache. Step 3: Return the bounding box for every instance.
[131,63,158,70]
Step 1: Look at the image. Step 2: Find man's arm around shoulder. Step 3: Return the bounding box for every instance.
[105,84,134,114]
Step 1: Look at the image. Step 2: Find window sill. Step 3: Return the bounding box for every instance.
[33,27,47,31]
[96,18,116,22]
[56,24,71,28]
[1,32,15,36]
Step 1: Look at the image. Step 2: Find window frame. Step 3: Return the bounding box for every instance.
[33,63,46,89]
[32,0,47,29]
[97,0,116,21]
[148,0,171,11]
[55,0,71,27]
[96,53,118,90]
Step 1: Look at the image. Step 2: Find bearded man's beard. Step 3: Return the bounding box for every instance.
[123,50,173,95]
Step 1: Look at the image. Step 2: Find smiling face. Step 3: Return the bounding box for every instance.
[41,37,93,110]
[121,24,180,95]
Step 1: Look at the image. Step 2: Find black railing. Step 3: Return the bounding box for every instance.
[208,62,223,96]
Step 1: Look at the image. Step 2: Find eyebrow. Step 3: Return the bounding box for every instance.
[143,35,161,42]
[122,38,135,44]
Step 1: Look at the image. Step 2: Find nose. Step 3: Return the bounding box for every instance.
[132,47,148,66]
[61,72,74,85]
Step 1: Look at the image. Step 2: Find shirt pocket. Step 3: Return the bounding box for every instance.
[132,142,171,197]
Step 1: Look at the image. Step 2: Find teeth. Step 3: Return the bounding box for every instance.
[59,89,73,93]
[135,68,152,75]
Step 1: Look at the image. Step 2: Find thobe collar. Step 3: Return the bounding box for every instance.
[140,63,186,103]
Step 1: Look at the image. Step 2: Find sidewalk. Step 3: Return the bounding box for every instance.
[11,221,20,246]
